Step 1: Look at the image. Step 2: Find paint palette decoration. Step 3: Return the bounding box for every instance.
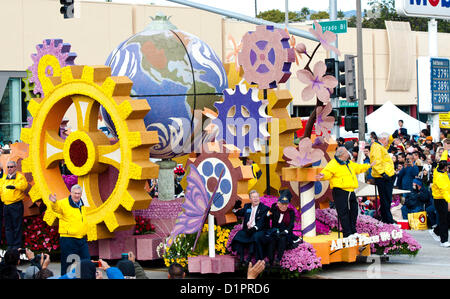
[238,25,295,89]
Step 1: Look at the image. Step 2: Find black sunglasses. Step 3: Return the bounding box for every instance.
[7,166,15,168]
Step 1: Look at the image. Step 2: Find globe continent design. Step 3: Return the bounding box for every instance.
[102,29,228,159]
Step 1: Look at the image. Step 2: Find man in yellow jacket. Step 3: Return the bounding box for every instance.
[440,138,449,163]
[0,161,29,249]
[317,147,374,238]
[429,161,450,247]
[49,184,90,275]
[370,132,396,224]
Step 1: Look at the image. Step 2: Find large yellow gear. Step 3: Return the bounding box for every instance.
[21,65,159,241]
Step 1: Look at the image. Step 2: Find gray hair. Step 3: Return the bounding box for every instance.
[379,132,389,140]
[71,184,82,192]
[249,190,259,197]
[335,146,349,158]
[6,161,16,166]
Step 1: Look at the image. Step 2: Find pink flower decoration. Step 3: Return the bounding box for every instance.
[295,43,307,60]
[309,21,341,57]
[283,137,324,167]
[315,102,335,140]
[297,61,338,103]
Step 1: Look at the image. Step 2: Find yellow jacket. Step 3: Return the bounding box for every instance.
[51,197,88,239]
[0,172,28,205]
[441,149,448,162]
[320,158,370,192]
[432,168,450,203]
[248,163,262,190]
[370,141,395,178]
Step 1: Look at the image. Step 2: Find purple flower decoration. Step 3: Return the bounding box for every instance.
[315,102,334,141]
[309,21,341,57]
[297,61,338,103]
[283,137,324,167]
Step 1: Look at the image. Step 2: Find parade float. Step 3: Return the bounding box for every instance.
[11,14,421,277]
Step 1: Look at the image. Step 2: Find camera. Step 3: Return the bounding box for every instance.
[18,249,26,255]
[92,260,102,268]
[121,253,128,260]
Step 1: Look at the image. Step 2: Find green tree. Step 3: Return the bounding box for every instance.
[337,10,345,19]
[310,11,330,20]
[257,9,301,23]
[300,7,310,20]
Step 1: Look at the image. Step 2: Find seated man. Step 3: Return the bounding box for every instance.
[231,190,269,267]
[266,190,301,266]
[401,179,429,220]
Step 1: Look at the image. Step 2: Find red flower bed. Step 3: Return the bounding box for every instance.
[134,216,155,235]
[23,214,60,252]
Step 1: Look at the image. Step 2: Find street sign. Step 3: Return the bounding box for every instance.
[339,100,358,108]
[314,20,348,34]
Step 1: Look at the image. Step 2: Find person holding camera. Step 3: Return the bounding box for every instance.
[23,248,52,279]
[230,190,269,267]
[48,184,90,275]
[0,161,29,249]
[125,251,149,279]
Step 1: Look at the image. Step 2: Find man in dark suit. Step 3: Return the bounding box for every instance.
[266,190,301,266]
[231,190,269,267]
[392,120,407,139]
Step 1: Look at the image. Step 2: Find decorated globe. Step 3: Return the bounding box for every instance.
[102,15,228,159]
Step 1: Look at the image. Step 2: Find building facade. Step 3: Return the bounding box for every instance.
[1,0,449,141]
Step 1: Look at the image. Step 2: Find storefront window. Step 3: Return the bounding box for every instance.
[0,78,23,143]
[0,79,12,143]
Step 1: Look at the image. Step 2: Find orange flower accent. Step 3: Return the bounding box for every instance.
[285,28,300,65]
[226,35,243,71]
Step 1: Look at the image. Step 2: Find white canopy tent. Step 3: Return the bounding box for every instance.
[366,101,427,137]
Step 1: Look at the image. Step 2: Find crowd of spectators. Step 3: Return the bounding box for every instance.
[339,125,449,228]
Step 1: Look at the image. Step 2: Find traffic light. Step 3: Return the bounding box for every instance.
[344,115,358,132]
[325,58,338,98]
[60,0,74,19]
[338,55,356,102]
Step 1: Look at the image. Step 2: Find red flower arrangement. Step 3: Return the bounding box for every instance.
[23,214,60,252]
[134,216,155,235]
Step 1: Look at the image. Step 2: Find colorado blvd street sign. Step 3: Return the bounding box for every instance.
[313,20,348,34]
[396,0,450,19]
[339,100,358,108]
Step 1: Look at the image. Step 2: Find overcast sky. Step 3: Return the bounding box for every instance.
[84,0,372,17]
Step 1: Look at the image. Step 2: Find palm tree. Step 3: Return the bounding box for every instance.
[300,7,310,20]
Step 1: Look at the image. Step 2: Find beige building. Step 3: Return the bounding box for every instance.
[1,0,449,139]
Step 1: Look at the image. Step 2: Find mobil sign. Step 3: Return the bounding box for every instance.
[396,0,450,19]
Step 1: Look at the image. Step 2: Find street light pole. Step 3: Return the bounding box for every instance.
[356,0,366,141]
[329,0,340,138]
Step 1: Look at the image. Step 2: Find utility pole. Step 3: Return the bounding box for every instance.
[329,0,340,138]
[285,0,293,116]
[356,0,366,141]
